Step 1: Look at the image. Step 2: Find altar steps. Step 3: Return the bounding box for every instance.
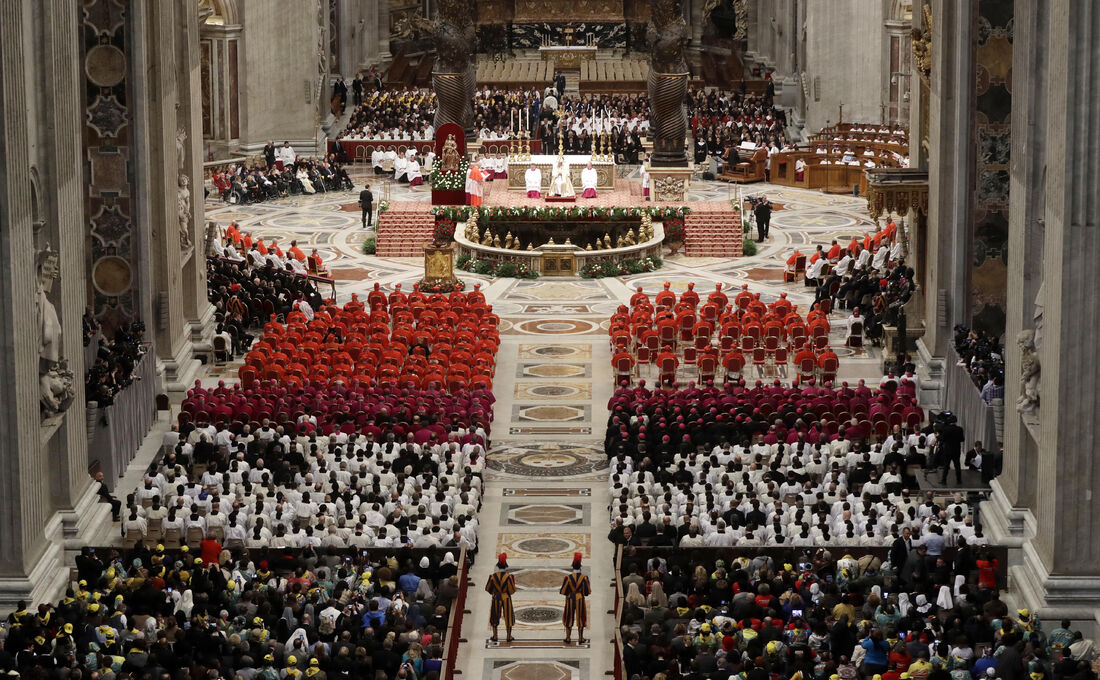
[375,211,436,257]
[683,210,743,257]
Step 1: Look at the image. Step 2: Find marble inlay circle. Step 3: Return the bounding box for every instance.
[531,385,575,397]
[514,605,562,624]
[533,345,580,356]
[92,256,133,296]
[85,45,127,87]
[515,537,571,554]
[515,318,598,335]
[513,568,571,589]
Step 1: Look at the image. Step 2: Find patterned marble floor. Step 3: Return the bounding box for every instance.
[204,172,888,679]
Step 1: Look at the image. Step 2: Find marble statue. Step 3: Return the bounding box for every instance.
[36,245,74,415]
[178,175,193,249]
[1016,330,1040,415]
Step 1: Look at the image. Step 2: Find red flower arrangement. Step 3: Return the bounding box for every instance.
[663,218,686,243]
[433,218,456,245]
[415,277,466,294]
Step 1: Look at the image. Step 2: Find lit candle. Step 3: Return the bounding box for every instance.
[511,110,514,132]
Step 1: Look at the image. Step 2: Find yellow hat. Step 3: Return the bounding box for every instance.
[78,580,87,587]
[288,655,298,665]
[700,623,711,633]
[194,557,203,565]
[106,568,116,578]
[105,629,115,638]
[227,581,236,590]
[264,653,275,661]
[156,544,165,552]
[1018,608,1030,618]
[874,675,883,680]
[310,659,319,666]
[88,603,100,613]
[767,641,778,654]
[254,617,263,625]
[63,623,73,634]
[181,545,189,552]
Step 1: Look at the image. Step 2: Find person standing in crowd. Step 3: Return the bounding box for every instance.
[263,140,276,170]
[754,196,773,242]
[561,552,591,644]
[486,553,516,642]
[359,184,373,228]
[352,72,363,106]
[938,415,966,485]
[333,77,348,114]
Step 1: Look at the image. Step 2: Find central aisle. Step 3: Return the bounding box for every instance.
[455,277,617,680]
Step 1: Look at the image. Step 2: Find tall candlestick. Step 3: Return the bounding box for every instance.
[511,110,514,132]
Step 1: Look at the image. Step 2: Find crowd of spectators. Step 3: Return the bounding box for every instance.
[616,547,1096,680]
[127,418,483,554]
[1,544,459,679]
[953,326,1004,403]
[205,256,325,349]
[84,318,149,408]
[210,155,353,205]
[338,87,542,142]
[685,88,789,166]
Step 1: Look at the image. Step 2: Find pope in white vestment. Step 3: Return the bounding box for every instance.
[580,163,598,198]
[525,164,542,198]
[550,157,574,197]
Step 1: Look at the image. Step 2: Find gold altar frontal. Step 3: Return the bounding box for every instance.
[422,243,459,286]
[507,154,615,191]
[538,45,598,70]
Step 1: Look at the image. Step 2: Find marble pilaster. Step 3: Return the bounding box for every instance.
[921,0,974,355]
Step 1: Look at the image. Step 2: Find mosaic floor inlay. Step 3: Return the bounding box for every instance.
[501,503,588,526]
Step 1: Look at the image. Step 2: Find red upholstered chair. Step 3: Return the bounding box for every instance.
[773,345,789,376]
[719,322,741,351]
[698,353,717,385]
[752,345,767,374]
[613,352,636,386]
[657,354,678,386]
[819,354,838,383]
[741,335,755,353]
[637,329,658,364]
[677,313,696,342]
[846,319,864,348]
[658,321,677,350]
[723,351,745,382]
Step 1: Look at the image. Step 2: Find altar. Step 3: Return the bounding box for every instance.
[538,45,598,69]
[506,154,615,192]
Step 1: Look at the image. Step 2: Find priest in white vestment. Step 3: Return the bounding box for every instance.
[580,162,598,198]
[525,164,542,198]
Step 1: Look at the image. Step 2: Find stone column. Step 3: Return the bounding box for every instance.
[921,0,973,356]
[177,0,216,357]
[360,0,379,69]
[1008,0,1100,619]
[0,0,69,606]
[131,0,201,394]
[984,0,1047,544]
[378,0,391,60]
[40,0,111,544]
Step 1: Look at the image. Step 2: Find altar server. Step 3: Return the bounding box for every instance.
[525,163,542,198]
[581,162,599,198]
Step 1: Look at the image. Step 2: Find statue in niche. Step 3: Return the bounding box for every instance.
[178,175,193,249]
[36,245,74,415]
[1016,330,1040,415]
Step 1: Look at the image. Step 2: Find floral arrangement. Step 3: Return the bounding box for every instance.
[430,159,469,191]
[456,254,539,279]
[415,277,466,294]
[434,218,457,244]
[663,218,686,243]
[362,237,377,254]
[378,199,391,214]
[580,256,662,278]
[436,205,691,221]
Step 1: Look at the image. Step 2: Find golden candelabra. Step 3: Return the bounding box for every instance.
[600,131,612,161]
[507,131,516,160]
[523,130,532,160]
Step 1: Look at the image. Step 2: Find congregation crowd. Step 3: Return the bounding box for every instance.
[209,146,353,206]
[616,547,1097,680]
[952,326,1005,405]
[84,316,149,408]
[1,544,459,679]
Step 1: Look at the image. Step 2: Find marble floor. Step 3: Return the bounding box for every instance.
[202,172,889,679]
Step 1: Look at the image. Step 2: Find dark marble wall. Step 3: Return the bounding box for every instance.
[968,0,1013,337]
[80,0,138,333]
